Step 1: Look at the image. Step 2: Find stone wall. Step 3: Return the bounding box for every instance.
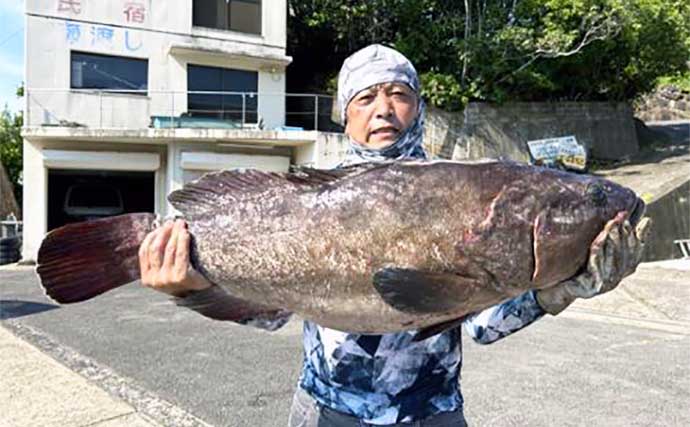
[451,102,639,162]
[635,85,690,122]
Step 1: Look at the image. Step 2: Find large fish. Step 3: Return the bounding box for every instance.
[36,160,647,338]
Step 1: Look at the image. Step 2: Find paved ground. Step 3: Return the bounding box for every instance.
[1,261,688,427]
[0,325,160,427]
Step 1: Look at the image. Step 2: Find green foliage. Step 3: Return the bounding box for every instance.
[657,72,690,92]
[419,72,466,110]
[287,0,690,110]
[0,109,23,206]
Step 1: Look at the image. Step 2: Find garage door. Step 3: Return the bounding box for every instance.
[47,169,155,231]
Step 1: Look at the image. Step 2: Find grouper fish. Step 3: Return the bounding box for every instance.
[36,160,646,338]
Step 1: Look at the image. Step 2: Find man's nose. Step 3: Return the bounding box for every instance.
[373,93,394,118]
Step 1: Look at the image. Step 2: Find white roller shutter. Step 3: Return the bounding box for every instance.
[180,152,290,183]
[42,150,160,171]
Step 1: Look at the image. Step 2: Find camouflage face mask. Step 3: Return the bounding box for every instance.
[336,44,427,166]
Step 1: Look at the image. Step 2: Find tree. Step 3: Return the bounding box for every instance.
[0,108,23,207]
[287,0,690,110]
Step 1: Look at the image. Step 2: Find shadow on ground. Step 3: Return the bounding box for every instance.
[0,300,59,320]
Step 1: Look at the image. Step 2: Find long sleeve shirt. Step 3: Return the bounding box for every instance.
[175,287,546,424]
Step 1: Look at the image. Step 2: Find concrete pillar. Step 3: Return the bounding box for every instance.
[21,139,47,262]
[165,141,182,216]
[258,70,286,130]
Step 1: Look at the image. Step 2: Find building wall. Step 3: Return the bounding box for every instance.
[21,0,320,262]
[25,0,289,129]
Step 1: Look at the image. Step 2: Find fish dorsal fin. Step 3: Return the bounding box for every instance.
[286,166,351,185]
[168,166,371,217]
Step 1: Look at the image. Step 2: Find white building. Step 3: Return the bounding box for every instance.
[22,0,348,261]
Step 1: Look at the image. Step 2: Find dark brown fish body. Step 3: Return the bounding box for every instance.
[37,160,644,335]
[177,160,643,333]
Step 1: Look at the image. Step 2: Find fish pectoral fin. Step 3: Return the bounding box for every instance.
[372,268,481,314]
[176,286,290,325]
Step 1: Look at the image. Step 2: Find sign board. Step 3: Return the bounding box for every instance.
[526,136,587,171]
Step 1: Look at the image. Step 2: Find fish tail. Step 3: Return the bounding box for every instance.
[36,213,157,303]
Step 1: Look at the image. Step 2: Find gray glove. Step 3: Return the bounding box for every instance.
[536,213,652,315]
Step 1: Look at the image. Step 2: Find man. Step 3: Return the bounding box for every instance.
[139,44,647,426]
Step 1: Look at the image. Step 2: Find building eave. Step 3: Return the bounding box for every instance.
[169,42,292,70]
[22,127,319,146]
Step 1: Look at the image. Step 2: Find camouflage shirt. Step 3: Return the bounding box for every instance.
[176,287,546,424]
[298,291,545,424]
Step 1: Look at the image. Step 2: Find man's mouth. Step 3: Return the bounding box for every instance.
[370,127,399,137]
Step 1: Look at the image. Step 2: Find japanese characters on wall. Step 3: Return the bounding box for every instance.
[65,22,143,52]
[57,1,147,53]
[57,0,147,23]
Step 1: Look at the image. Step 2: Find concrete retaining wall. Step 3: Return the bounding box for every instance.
[643,181,690,261]
[423,107,464,159]
[451,102,639,162]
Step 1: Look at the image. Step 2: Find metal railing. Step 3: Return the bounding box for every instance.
[25,89,343,132]
[674,239,690,258]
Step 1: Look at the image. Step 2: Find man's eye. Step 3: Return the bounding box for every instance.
[391,89,411,97]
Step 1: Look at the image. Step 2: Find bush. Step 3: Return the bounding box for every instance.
[0,109,23,207]
[287,0,690,110]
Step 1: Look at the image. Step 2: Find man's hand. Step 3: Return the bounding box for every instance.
[536,212,652,315]
[139,219,212,297]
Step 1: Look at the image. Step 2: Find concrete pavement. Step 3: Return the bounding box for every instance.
[0,319,159,427]
[1,261,689,426]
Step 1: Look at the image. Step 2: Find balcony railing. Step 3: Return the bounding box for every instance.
[25,89,342,133]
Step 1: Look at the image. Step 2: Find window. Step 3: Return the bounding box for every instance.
[71,52,148,94]
[187,64,258,124]
[193,0,261,35]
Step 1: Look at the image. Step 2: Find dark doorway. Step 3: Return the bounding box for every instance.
[47,169,155,231]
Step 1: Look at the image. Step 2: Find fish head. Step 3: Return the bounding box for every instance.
[530,171,645,287]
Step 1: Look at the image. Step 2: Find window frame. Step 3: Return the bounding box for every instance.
[187,63,259,124]
[70,51,149,96]
[192,0,262,36]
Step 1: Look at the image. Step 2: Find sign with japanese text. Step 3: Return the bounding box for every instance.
[57,0,81,14]
[527,136,587,171]
[65,21,144,52]
[124,2,146,23]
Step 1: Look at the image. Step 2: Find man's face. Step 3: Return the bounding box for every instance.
[344,82,418,149]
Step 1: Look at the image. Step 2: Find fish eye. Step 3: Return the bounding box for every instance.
[586,183,607,207]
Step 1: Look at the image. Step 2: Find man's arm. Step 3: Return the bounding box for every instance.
[139,219,291,331]
[463,290,546,345]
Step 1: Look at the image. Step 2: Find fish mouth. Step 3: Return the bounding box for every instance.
[628,197,646,226]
